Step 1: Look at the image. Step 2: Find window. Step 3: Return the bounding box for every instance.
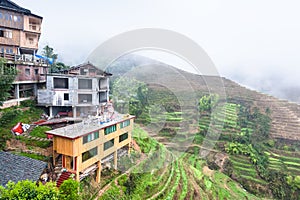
[82,147,98,162]
[0,13,2,19]
[25,68,30,75]
[78,94,92,103]
[64,93,69,101]
[53,78,69,89]
[119,132,128,143]
[83,131,99,144]
[80,68,88,75]
[78,79,92,89]
[99,92,107,103]
[120,120,130,129]
[0,30,12,38]
[104,125,116,135]
[104,139,114,151]
[9,49,13,54]
[28,37,34,44]
[34,69,39,75]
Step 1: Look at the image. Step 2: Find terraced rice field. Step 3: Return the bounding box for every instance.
[99,125,261,199]
[230,155,266,185]
[265,150,300,175]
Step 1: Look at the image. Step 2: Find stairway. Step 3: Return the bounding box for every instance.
[56,171,72,187]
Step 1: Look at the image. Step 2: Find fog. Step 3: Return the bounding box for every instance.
[14,0,300,103]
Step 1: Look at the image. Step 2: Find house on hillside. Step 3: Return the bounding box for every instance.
[0,0,47,108]
[37,63,112,118]
[46,114,134,183]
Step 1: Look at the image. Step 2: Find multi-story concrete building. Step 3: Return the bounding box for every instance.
[46,114,134,183]
[0,0,47,108]
[37,63,112,118]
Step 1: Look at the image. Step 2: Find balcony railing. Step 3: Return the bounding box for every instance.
[0,53,47,65]
[29,24,41,32]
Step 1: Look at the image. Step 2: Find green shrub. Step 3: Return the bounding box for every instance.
[20,99,36,107]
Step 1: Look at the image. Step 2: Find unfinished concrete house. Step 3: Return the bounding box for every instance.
[37,63,112,118]
[0,0,47,108]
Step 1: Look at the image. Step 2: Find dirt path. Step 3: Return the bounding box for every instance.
[186,167,205,200]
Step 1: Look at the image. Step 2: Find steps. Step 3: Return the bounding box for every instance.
[56,171,72,187]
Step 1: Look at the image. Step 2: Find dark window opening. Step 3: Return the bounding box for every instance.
[104,139,114,151]
[99,92,107,103]
[64,93,69,101]
[100,78,108,90]
[25,68,30,75]
[0,30,3,37]
[120,120,130,128]
[104,125,116,135]
[119,132,128,143]
[54,78,69,89]
[80,68,88,75]
[83,131,99,144]
[34,69,39,75]
[78,79,92,89]
[82,147,98,162]
[78,94,92,103]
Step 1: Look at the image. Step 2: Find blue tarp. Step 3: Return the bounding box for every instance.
[35,54,54,64]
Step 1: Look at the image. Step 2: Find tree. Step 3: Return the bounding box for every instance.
[0,180,59,199]
[0,58,17,106]
[42,45,58,63]
[112,77,149,118]
[199,94,219,113]
[42,45,69,73]
[59,179,79,200]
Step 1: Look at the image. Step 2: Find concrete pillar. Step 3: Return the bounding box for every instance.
[14,84,19,99]
[33,83,38,97]
[73,107,77,118]
[49,106,53,118]
[114,150,118,170]
[96,161,102,183]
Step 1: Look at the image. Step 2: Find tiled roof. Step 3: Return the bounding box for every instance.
[68,62,112,76]
[0,0,42,19]
[0,151,46,187]
[0,0,30,13]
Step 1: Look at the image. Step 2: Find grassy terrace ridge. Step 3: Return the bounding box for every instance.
[98,124,261,199]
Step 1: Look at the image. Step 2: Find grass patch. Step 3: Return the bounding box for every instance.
[15,152,48,161]
[30,126,51,138]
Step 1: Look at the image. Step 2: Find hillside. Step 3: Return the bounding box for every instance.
[99,58,300,199]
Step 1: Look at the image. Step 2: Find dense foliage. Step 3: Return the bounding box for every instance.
[0,179,79,200]
[0,58,17,106]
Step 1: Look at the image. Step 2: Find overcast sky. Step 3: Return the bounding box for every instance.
[14,0,300,102]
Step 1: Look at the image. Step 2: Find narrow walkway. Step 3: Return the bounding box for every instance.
[22,134,52,142]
